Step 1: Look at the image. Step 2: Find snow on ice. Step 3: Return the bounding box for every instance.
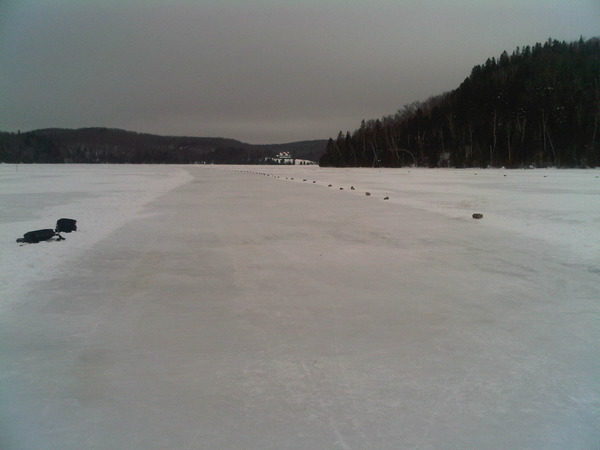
[1,164,599,449]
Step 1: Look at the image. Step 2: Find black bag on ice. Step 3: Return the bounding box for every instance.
[16,229,64,244]
[56,218,77,233]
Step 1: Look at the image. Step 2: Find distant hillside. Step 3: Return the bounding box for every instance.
[0,127,327,164]
[320,37,600,168]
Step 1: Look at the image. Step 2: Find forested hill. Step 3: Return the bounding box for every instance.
[320,37,600,168]
[0,128,327,164]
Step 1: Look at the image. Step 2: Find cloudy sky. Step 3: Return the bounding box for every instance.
[1,0,598,143]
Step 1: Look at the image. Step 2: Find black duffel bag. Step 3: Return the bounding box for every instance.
[16,229,64,244]
[56,218,77,233]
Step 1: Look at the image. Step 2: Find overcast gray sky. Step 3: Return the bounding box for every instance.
[1,0,598,143]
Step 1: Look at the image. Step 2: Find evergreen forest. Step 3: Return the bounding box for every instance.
[320,38,600,168]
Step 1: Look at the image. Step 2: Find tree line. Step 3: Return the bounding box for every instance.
[0,128,326,164]
[320,37,600,168]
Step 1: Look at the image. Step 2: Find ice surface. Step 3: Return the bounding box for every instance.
[246,166,600,263]
[0,164,192,308]
[1,165,599,449]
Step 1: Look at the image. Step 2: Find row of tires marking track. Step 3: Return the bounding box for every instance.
[235,169,392,201]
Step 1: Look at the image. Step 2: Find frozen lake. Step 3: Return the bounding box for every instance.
[1,164,599,449]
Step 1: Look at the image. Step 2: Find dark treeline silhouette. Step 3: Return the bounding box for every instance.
[0,128,326,164]
[320,37,600,168]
